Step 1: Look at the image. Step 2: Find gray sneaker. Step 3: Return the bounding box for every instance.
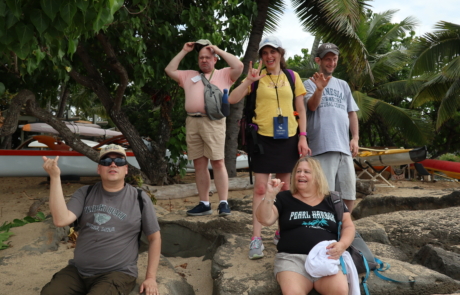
[249,237,264,260]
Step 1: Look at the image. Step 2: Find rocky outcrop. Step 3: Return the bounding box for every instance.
[352,190,460,219]
[413,244,460,280]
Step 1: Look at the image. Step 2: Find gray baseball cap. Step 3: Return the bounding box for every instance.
[316,43,339,58]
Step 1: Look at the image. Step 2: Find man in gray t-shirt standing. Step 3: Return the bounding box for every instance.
[41,144,161,295]
[304,43,359,212]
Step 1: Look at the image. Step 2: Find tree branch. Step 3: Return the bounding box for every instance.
[96,33,129,112]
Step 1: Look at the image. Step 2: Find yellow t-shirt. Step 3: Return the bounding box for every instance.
[248,69,306,137]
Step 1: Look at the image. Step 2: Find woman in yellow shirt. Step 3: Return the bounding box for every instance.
[228,36,311,259]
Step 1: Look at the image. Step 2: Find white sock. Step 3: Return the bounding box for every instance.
[219,200,228,204]
[200,201,210,206]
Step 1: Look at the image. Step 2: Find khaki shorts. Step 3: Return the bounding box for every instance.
[186,116,226,161]
[274,252,319,282]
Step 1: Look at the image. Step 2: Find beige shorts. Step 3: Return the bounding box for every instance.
[186,116,226,161]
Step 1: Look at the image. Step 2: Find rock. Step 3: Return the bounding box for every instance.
[368,242,410,262]
[352,191,460,219]
[354,219,391,244]
[356,179,375,195]
[360,207,460,258]
[365,257,460,295]
[131,253,195,295]
[413,245,460,280]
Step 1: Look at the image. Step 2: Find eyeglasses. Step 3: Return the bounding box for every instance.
[99,157,127,167]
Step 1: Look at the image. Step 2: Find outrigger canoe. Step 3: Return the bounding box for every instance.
[354,146,427,167]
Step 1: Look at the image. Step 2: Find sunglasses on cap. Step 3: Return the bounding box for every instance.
[99,157,128,167]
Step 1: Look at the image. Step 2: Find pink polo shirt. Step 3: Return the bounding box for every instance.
[177,68,234,114]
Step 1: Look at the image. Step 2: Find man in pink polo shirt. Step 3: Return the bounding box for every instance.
[165,39,243,216]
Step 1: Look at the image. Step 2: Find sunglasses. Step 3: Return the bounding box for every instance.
[99,157,127,167]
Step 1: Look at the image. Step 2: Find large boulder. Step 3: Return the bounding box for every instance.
[352,190,460,219]
[413,244,460,280]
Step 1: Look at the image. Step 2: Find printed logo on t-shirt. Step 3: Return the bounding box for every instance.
[290,210,336,231]
[83,204,127,233]
[319,87,346,111]
[94,213,111,225]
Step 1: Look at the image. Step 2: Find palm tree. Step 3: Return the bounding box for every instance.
[334,10,433,147]
[410,21,460,130]
[225,0,371,176]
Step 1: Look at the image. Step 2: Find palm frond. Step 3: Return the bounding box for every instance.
[352,91,375,122]
[437,78,460,129]
[370,50,408,83]
[442,56,460,81]
[265,0,287,34]
[373,100,433,144]
[373,79,424,101]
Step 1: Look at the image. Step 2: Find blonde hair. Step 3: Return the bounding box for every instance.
[290,156,330,198]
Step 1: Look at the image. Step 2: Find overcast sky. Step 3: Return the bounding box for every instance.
[273,0,460,59]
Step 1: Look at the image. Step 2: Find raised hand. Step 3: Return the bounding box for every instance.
[182,42,195,53]
[266,174,284,197]
[42,156,61,178]
[310,72,331,91]
[246,60,266,83]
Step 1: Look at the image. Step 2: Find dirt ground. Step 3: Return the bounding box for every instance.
[0,173,459,295]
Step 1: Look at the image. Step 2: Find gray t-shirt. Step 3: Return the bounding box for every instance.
[304,77,359,156]
[67,182,160,277]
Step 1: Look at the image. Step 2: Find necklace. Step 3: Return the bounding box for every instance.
[268,70,283,114]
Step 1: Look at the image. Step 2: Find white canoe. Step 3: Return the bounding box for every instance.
[22,123,122,138]
[0,150,140,177]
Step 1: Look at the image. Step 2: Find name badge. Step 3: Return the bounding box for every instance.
[273,115,288,139]
[191,75,201,83]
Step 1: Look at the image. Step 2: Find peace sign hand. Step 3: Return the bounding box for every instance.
[247,60,266,83]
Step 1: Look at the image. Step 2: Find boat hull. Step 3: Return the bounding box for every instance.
[355,146,427,167]
[0,150,139,177]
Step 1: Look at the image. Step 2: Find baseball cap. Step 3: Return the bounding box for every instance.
[258,36,282,51]
[194,39,212,52]
[316,43,339,58]
[98,144,126,160]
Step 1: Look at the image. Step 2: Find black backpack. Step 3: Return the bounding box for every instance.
[240,68,296,183]
[330,191,415,295]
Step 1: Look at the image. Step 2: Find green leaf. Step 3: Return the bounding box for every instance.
[15,22,34,47]
[0,82,5,95]
[60,2,77,25]
[6,10,19,29]
[109,0,124,15]
[76,0,89,13]
[0,2,6,17]
[11,219,27,227]
[41,0,61,21]
[23,216,36,223]
[36,211,46,220]
[10,42,31,59]
[30,9,50,35]
[68,38,78,55]
[6,0,21,19]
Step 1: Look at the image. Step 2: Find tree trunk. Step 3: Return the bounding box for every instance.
[56,83,70,119]
[68,40,167,185]
[224,0,270,177]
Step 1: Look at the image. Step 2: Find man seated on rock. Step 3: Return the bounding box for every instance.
[41,144,161,295]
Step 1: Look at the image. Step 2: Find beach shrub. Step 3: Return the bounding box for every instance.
[0,212,46,250]
[439,153,460,162]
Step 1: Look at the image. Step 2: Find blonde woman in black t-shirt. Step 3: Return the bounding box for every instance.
[256,156,355,295]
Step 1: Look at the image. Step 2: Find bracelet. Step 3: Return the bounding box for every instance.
[262,197,275,202]
[299,132,307,136]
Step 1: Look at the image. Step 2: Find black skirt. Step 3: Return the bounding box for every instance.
[248,133,299,174]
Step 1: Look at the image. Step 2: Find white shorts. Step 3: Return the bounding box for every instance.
[314,152,356,200]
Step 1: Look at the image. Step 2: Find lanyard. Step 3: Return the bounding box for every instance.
[268,71,284,122]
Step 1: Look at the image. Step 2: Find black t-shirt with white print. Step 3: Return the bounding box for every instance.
[274,190,348,255]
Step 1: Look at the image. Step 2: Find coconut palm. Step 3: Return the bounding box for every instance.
[410,21,460,130]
